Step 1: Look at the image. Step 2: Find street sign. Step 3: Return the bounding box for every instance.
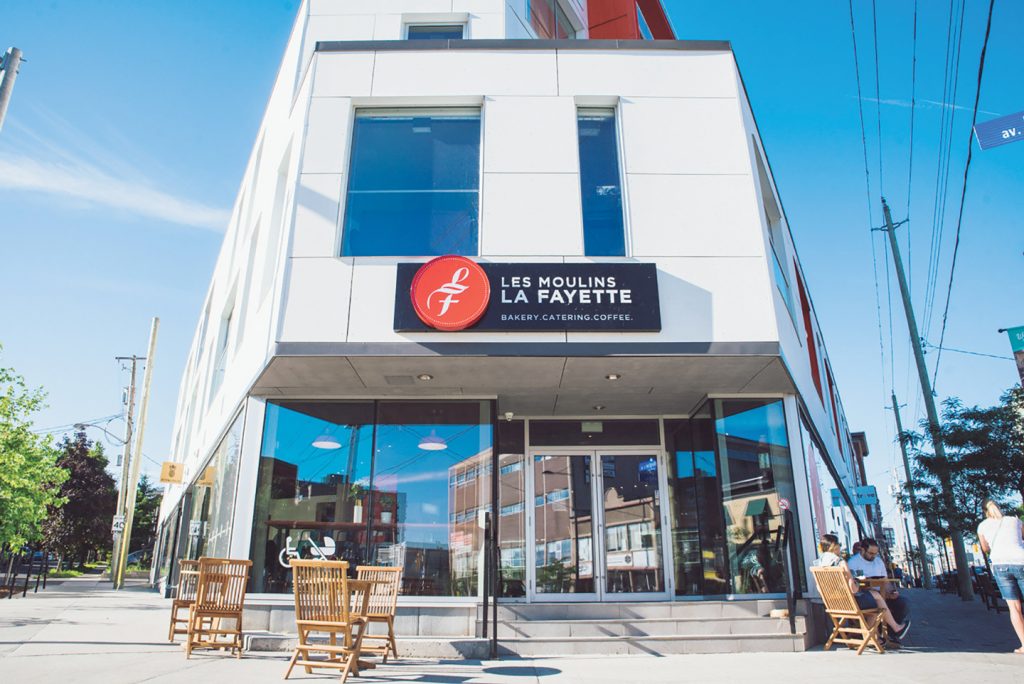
[778,497,791,511]
[830,485,878,508]
[974,110,1024,150]
[111,514,125,535]
[159,461,183,484]
[1005,325,1024,384]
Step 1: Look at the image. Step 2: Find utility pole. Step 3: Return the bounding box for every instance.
[891,392,933,589]
[0,47,23,132]
[880,198,973,600]
[110,355,142,581]
[114,318,159,590]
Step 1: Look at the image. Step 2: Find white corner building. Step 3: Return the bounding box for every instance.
[154,0,874,655]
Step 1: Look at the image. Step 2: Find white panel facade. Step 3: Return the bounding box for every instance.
[627,174,765,257]
[481,173,585,256]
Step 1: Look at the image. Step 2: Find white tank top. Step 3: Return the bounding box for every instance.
[978,516,1024,564]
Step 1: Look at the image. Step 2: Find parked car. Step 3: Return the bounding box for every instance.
[125,549,152,567]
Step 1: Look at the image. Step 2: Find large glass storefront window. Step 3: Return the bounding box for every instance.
[664,411,729,596]
[715,399,803,594]
[183,412,244,560]
[250,400,493,597]
[665,399,805,596]
[368,401,492,597]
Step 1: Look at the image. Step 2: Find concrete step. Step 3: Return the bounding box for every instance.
[495,632,807,656]
[489,615,806,639]
[491,599,806,622]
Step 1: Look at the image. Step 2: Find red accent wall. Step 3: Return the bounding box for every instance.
[587,0,675,39]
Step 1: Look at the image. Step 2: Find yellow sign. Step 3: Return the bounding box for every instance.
[197,466,215,487]
[159,461,184,484]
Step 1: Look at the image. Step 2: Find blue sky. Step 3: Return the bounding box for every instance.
[1,1,1020,537]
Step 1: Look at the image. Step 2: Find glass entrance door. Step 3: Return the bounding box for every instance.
[531,453,598,599]
[528,450,668,601]
[599,453,666,597]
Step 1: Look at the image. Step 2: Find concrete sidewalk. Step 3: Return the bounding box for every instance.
[1,577,1022,683]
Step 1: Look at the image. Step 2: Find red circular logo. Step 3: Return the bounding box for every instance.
[410,256,490,331]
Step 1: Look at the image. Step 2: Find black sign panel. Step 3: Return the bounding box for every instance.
[394,262,661,332]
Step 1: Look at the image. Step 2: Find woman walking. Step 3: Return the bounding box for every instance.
[978,499,1024,654]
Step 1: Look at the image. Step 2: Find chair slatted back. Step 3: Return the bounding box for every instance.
[356,566,402,617]
[810,566,859,614]
[195,557,252,613]
[176,559,200,601]
[291,559,353,624]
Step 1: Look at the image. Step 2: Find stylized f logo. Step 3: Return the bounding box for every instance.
[410,256,490,331]
[428,267,470,317]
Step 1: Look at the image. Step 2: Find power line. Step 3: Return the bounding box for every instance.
[849,0,890,404]
[922,0,959,336]
[927,0,968,344]
[871,0,884,191]
[923,340,1012,362]
[905,0,918,289]
[932,0,998,384]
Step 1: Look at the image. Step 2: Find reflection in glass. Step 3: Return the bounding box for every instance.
[664,415,729,596]
[601,454,664,593]
[716,399,800,594]
[533,455,594,595]
[497,421,527,597]
[577,109,626,256]
[369,401,492,597]
[250,402,375,593]
[342,110,481,257]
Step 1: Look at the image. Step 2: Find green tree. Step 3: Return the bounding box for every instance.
[42,433,117,567]
[901,387,1024,542]
[0,355,67,551]
[129,474,163,564]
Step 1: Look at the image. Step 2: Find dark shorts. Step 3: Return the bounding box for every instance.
[854,590,876,611]
[992,564,1024,601]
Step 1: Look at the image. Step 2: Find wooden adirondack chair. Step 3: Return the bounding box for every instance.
[810,566,886,655]
[168,559,200,642]
[356,566,402,662]
[284,559,373,684]
[185,557,252,659]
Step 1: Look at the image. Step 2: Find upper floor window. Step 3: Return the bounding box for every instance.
[342,109,481,257]
[577,109,626,256]
[528,0,576,39]
[406,24,464,40]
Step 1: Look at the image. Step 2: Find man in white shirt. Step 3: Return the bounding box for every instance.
[848,538,910,632]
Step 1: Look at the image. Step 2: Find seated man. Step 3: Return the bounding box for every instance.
[848,538,910,634]
[816,534,909,643]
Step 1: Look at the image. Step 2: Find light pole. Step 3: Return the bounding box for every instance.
[0,47,23,132]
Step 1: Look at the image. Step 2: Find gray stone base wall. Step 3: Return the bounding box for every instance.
[242,603,479,637]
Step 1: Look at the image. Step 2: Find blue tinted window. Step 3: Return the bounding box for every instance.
[342,111,480,256]
[577,110,625,256]
[407,25,464,40]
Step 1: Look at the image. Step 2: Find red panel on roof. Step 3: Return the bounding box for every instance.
[587,0,675,39]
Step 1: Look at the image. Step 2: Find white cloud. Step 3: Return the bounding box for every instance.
[0,154,230,231]
[861,96,1000,118]
[0,114,230,231]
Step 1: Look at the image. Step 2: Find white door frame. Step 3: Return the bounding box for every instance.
[525,446,672,602]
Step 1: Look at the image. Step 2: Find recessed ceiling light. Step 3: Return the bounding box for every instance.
[312,434,342,450]
[418,430,447,451]
[417,373,434,381]
[605,373,621,381]
[593,405,606,411]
